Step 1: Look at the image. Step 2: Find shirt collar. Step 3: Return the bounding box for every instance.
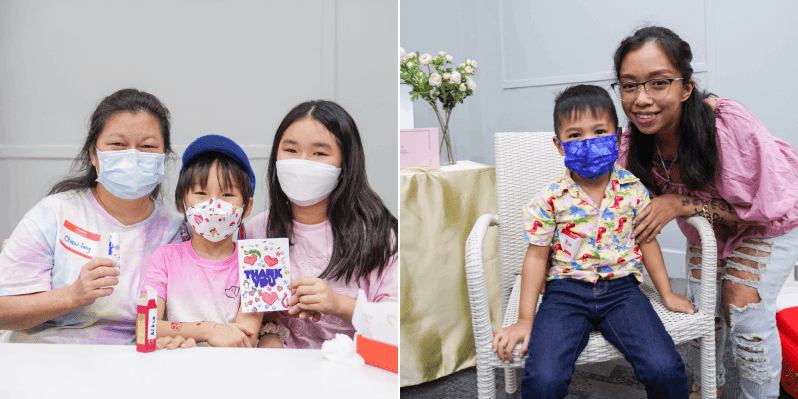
[556,165,639,198]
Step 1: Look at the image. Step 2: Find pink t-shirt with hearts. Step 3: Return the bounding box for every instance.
[246,212,398,349]
[140,240,240,326]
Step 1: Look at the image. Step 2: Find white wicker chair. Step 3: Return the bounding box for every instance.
[465,132,718,398]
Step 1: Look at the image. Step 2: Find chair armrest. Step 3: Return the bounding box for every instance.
[683,216,718,314]
[465,214,499,357]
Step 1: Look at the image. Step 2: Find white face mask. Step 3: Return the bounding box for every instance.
[276,159,341,207]
[96,149,165,200]
[185,198,243,242]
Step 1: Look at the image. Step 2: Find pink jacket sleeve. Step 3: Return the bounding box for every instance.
[714,101,798,225]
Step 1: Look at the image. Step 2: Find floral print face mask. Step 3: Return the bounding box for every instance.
[184,198,243,242]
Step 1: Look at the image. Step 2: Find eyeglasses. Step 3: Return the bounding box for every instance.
[610,78,684,102]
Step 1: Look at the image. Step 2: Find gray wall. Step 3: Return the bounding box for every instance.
[0,0,398,240]
[401,0,798,277]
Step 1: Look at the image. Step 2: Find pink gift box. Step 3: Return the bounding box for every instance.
[400,128,440,169]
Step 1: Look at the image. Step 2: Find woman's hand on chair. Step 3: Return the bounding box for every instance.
[633,194,683,244]
[492,322,532,363]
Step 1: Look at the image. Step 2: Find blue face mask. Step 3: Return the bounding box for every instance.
[558,132,619,180]
[96,149,165,200]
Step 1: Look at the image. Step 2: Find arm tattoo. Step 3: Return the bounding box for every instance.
[718,202,726,212]
[693,199,701,206]
[682,199,690,207]
[170,322,182,331]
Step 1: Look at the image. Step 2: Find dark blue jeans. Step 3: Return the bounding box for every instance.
[521,275,688,399]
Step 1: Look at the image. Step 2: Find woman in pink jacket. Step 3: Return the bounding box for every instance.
[614,26,798,399]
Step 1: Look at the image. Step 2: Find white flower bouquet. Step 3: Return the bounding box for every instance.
[400,48,477,165]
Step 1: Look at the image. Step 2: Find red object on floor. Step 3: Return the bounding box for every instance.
[355,334,397,373]
[777,307,798,397]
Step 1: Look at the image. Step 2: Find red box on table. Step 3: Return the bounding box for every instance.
[777,307,798,396]
[355,333,397,373]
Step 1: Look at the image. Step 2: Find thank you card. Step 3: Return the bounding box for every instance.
[238,238,290,313]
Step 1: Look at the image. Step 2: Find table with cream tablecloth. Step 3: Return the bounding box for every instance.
[400,160,502,387]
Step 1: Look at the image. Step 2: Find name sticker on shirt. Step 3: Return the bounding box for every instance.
[560,229,583,259]
[59,220,100,260]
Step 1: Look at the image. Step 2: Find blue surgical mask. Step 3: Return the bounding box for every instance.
[558,132,619,180]
[95,149,165,200]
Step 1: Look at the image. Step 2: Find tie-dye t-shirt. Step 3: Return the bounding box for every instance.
[0,189,183,344]
[523,166,650,283]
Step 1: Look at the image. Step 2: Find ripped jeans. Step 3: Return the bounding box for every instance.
[686,226,798,399]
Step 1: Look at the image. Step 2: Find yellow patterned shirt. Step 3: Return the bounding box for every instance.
[522,166,650,283]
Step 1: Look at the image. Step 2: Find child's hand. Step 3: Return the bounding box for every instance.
[492,322,532,363]
[288,277,340,316]
[156,335,196,350]
[662,292,695,315]
[206,323,256,348]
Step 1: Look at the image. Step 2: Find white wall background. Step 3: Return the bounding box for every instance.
[401,0,798,278]
[0,0,398,240]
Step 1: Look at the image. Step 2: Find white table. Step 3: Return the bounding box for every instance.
[0,343,398,398]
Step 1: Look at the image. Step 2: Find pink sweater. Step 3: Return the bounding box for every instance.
[245,212,398,349]
[618,98,798,259]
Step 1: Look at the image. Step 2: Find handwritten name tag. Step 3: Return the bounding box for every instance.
[59,220,100,259]
[560,229,583,259]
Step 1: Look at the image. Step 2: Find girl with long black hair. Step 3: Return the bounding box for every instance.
[246,100,398,348]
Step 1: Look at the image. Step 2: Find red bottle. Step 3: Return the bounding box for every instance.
[136,285,157,352]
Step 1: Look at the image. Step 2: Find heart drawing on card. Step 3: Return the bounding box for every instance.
[277,286,283,291]
[263,292,279,306]
[244,254,257,265]
[263,256,278,267]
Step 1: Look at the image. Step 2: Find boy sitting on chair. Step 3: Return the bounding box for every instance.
[492,85,694,399]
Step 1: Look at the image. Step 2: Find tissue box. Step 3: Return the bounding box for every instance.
[355,333,397,373]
